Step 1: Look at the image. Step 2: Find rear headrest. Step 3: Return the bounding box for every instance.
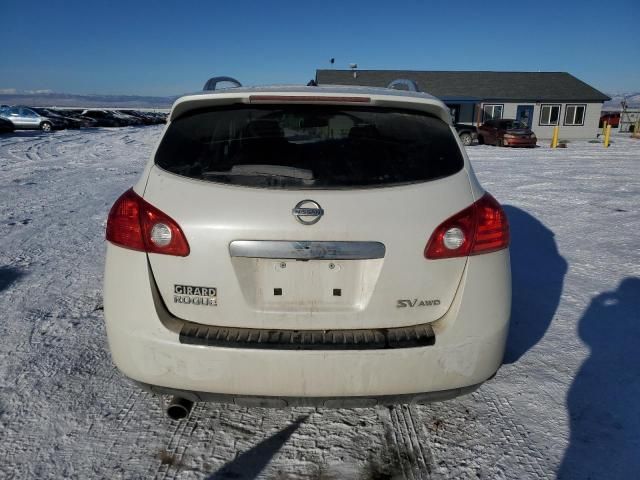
[348,124,380,139]
[244,119,284,139]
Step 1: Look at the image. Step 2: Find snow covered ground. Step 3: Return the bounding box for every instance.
[0,127,638,479]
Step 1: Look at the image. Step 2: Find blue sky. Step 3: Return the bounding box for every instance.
[1,0,638,96]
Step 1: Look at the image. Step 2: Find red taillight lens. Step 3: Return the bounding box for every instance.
[472,193,510,255]
[105,189,145,251]
[106,189,190,256]
[424,193,509,259]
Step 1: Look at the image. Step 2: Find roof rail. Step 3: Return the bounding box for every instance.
[386,78,420,92]
[203,76,242,91]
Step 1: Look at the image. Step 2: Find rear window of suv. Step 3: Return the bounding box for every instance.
[155,105,464,189]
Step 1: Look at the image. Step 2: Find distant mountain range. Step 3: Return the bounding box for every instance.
[2,90,639,110]
[604,92,640,110]
[0,92,178,108]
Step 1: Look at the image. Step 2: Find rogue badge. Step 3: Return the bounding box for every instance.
[174,284,217,307]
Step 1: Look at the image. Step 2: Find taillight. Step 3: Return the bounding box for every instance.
[424,193,509,259]
[106,189,190,256]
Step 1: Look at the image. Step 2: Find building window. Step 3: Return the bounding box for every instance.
[540,104,561,126]
[564,104,586,126]
[483,104,503,122]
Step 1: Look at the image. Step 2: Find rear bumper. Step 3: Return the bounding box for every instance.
[104,246,511,399]
[503,137,536,147]
[135,381,483,408]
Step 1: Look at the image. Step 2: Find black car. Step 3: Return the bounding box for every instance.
[81,110,130,127]
[0,116,14,133]
[110,110,146,126]
[32,108,85,129]
[57,110,99,128]
[121,110,158,125]
[149,111,168,124]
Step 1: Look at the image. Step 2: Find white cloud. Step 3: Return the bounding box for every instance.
[24,89,54,94]
[0,88,55,95]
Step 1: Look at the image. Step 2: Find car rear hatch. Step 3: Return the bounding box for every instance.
[506,128,532,136]
[142,90,475,330]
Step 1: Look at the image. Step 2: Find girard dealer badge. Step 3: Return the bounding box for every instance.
[174,284,217,307]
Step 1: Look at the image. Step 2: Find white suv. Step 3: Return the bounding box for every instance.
[104,83,511,418]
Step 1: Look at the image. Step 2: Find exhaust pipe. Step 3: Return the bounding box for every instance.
[167,396,194,420]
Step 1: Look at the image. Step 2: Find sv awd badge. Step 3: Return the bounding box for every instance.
[397,299,441,308]
[174,284,217,307]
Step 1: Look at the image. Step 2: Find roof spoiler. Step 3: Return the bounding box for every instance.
[386,78,420,92]
[203,76,242,91]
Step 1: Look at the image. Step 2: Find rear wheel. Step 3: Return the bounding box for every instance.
[496,138,504,147]
[459,132,473,146]
[40,122,52,132]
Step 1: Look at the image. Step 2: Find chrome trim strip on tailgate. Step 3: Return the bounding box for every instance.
[229,241,386,260]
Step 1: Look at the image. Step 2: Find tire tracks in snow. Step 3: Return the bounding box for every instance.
[473,389,548,479]
[152,403,205,479]
[386,405,435,480]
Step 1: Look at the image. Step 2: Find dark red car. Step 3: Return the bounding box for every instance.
[599,112,620,128]
[478,119,537,147]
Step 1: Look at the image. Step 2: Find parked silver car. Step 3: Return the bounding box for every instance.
[0,106,56,131]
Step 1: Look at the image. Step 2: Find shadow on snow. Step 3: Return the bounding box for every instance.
[497,208,639,476]
[207,415,308,479]
[502,205,568,364]
[0,266,24,294]
[558,277,640,479]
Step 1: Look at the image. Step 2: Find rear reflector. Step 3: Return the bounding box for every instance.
[424,193,509,259]
[249,95,371,103]
[106,189,190,256]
